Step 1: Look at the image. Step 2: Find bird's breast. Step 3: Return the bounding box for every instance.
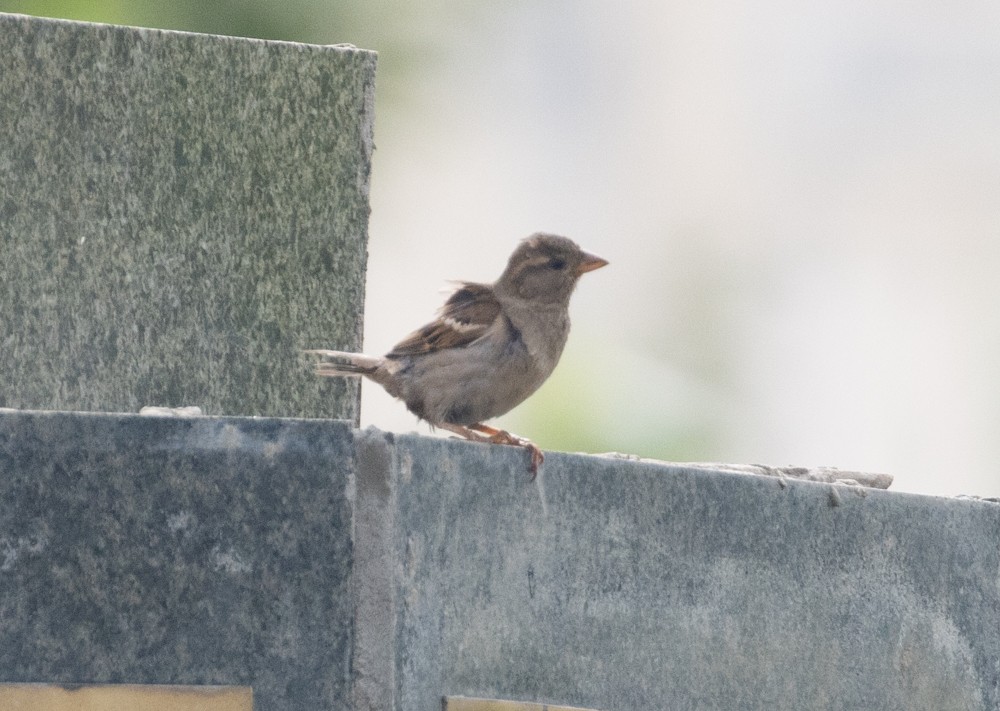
[502,305,570,381]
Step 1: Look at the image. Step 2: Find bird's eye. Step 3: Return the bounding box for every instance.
[548,257,567,270]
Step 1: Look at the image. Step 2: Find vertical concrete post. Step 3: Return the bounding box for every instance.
[0,13,375,420]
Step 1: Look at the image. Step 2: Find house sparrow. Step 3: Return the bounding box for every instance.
[306,233,608,478]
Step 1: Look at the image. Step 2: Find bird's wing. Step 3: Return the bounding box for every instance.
[386,282,502,357]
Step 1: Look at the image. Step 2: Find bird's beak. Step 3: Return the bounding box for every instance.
[575,250,609,275]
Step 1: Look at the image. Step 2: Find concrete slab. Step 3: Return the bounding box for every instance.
[0,410,356,711]
[365,431,1000,711]
[0,13,375,420]
[1,409,996,710]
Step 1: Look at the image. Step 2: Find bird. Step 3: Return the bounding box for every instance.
[306,233,608,478]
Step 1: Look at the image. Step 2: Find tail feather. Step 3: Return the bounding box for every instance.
[304,349,382,377]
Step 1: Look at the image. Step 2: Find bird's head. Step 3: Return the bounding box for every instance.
[495,233,608,304]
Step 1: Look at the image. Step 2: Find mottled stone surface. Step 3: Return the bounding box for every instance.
[4,407,998,711]
[358,431,1000,711]
[0,13,375,420]
[0,410,355,711]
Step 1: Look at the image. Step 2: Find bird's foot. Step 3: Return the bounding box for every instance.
[437,422,543,479]
[469,424,544,480]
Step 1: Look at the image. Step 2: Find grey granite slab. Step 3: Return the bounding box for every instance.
[358,431,1000,711]
[0,410,356,710]
[0,13,375,420]
[3,407,997,710]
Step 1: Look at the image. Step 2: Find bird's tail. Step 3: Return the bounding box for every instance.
[304,349,382,377]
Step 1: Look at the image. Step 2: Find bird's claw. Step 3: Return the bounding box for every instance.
[442,423,544,480]
[486,429,544,479]
[525,442,544,480]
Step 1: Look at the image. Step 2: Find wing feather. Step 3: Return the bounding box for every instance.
[387,282,501,357]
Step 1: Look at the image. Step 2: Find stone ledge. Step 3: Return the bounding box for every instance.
[0,409,997,711]
[370,429,1000,711]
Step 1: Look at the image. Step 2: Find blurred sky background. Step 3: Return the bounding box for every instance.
[5,1,999,498]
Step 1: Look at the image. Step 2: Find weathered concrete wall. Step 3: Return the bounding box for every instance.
[1,410,998,710]
[0,13,375,420]
[360,431,1000,711]
[0,410,356,711]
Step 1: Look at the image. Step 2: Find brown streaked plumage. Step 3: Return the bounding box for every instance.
[387,283,500,357]
[306,233,608,478]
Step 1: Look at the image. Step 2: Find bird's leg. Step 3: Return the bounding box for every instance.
[437,422,492,443]
[467,423,544,480]
[436,422,544,479]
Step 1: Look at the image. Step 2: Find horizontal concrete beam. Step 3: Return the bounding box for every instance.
[0,410,997,710]
[361,429,999,710]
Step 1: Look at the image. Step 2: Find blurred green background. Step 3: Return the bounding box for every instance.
[5,1,1000,498]
[0,1,396,46]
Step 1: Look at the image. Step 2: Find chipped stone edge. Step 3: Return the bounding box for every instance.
[595,453,893,490]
